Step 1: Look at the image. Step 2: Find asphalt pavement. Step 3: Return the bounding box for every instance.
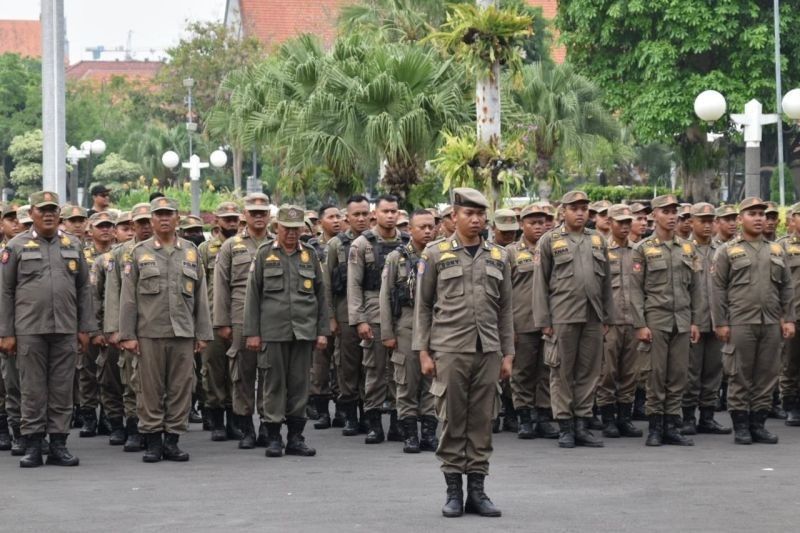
[2,413,799,532]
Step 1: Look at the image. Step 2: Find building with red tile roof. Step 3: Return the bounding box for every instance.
[0,19,42,58]
[66,60,164,85]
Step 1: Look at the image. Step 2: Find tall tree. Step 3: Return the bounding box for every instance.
[0,54,41,185]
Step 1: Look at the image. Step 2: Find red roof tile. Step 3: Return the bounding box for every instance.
[0,19,42,58]
[239,0,351,49]
[66,60,164,84]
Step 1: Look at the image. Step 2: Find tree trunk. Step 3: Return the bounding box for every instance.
[232,147,243,195]
[476,0,500,211]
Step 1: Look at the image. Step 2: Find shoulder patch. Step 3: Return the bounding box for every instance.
[770,243,782,255]
[490,247,502,260]
[591,235,602,247]
[682,243,693,255]
[438,241,451,252]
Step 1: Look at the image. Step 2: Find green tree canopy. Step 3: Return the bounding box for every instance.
[92,152,144,184]
[8,129,43,199]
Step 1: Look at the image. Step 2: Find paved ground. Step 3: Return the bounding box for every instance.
[2,413,800,532]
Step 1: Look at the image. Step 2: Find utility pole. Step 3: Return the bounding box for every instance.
[41,0,67,198]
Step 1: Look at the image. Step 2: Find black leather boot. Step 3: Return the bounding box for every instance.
[265,423,284,457]
[588,405,605,431]
[123,417,143,452]
[769,389,786,419]
[357,401,369,434]
[285,417,316,456]
[501,396,518,433]
[255,421,268,447]
[189,396,203,424]
[517,408,535,440]
[750,410,778,444]
[783,397,800,426]
[645,414,663,446]
[364,409,385,444]
[332,402,346,428]
[45,433,79,466]
[341,401,359,436]
[201,407,213,431]
[600,404,619,438]
[98,407,112,436]
[142,432,163,463]
[210,408,227,441]
[535,408,559,438]
[616,403,643,437]
[19,432,43,468]
[306,397,320,420]
[0,416,11,451]
[464,473,501,517]
[681,406,697,435]
[238,415,256,449]
[72,405,83,428]
[575,417,604,447]
[163,433,190,461]
[558,418,575,448]
[663,415,694,446]
[108,417,126,446]
[10,423,26,456]
[79,407,97,437]
[225,407,243,440]
[314,397,331,429]
[491,417,501,433]
[716,381,728,412]
[387,410,403,442]
[402,417,420,453]
[731,410,752,444]
[697,406,731,434]
[442,473,464,517]
[632,388,648,420]
[419,415,439,452]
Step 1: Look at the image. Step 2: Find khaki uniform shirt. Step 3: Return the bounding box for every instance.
[0,228,95,336]
[692,239,719,332]
[532,227,614,328]
[711,237,795,326]
[325,230,357,320]
[103,240,136,334]
[90,247,114,327]
[506,238,538,334]
[243,241,329,342]
[607,237,634,326]
[119,237,213,340]
[198,236,224,314]
[379,243,420,340]
[413,236,514,355]
[213,229,269,327]
[347,231,403,326]
[779,234,800,320]
[630,234,702,332]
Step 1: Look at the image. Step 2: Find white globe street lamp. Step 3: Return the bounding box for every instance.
[694,90,727,124]
[162,150,180,170]
[782,88,800,123]
[162,149,228,216]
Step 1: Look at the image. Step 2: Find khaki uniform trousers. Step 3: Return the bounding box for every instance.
[780,324,800,400]
[510,332,550,410]
[17,334,76,435]
[393,325,434,420]
[136,337,194,434]
[229,324,263,418]
[363,323,395,411]
[335,299,365,404]
[432,350,500,476]
[201,331,231,409]
[310,334,338,399]
[97,345,125,420]
[596,325,639,406]
[260,340,313,423]
[726,324,782,412]
[77,349,99,408]
[644,329,689,416]
[119,350,139,419]
[548,322,604,419]
[0,361,5,417]
[682,331,723,409]
[1,356,20,426]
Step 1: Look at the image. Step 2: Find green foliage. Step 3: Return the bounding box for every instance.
[407,169,446,209]
[7,129,43,198]
[0,54,41,182]
[770,164,795,204]
[115,183,240,213]
[578,184,671,203]
[92,153,144,184]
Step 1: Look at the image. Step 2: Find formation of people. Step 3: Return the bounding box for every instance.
[0,183,798,519]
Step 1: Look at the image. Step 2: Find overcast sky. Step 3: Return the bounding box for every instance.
[1,0,226,64]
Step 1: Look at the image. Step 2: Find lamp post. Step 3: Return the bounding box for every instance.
[162,149,228,216]
[694,91,779,200]
[77,139,106,207]
[66,146,86,205]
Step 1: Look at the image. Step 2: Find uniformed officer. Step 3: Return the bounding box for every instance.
[491,208,518,247]
[508,203,558,440]
[591,200,612,239]
[379,209,437,453]
[676,203,693,240]
[439,205,455,239]
[713,204,739,412]
[214,193,272,449]
[244,205,329,458]
[115,211,135,243]
[60,205,88,240]
[0,203,22,451]
[415,187,513,518]
[596,204,643,439]
[0,191,96,467]
[327,195,371,435]
[199,201,242,441]
[629,203,650,244]
[780,203,800,425]
[533,190,613,448]
[763,201,787,420]
[680,203,730,436]
[104,203,152,452]
[711,197,795,445]
[630,194,702,447]
[17,205,33,230]
[119,197,213,463]
[179,215,207,424]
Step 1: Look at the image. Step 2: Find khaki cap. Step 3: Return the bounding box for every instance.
[60,205,87,220]
[180,215,204,230]
[739,197,767,212]
[426,207,441,220]
[151,197,178,212]
[89,211,116,227]
[651,194,680,209]
[560,190,590,205]
[493,208,519,231]
[630,202,650,214]
[131,203,152,221]
[276,205,306,228]
[30,191,60,208]
[17,205,32,224]
[440,205,453,217]
[397,215,409,226]
[215,201,241,217]
[715,204,738,218]
[244,193,270,211]
[452,188,489,209]
[520,203,549,219]
[790,203,800,216]
[305,210,319,221]
[590,200,612,214]
[764,201,779,214]
[608,204,633,221]
[1,203,18,218]
[116,211,132,224]
[690,203,716,217]
[678,203,693,218]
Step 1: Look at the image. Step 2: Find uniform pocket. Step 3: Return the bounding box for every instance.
[770,257,785,283]
[263,267,284,292]
[637,341,652,373]
[485,265,503,298]
[645,259,667,287]
[231,253,251,282]
[391,351,407,385]
[299,269,316,294]
[439,266,464,298]
[182,267,198,297]
[19,251,42,275]
[553,253,574,279]
[543,336,559,368]
[430,379,447,423]
[721,343,737,377]
[730,258,751,286]
[138,267,161,295]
